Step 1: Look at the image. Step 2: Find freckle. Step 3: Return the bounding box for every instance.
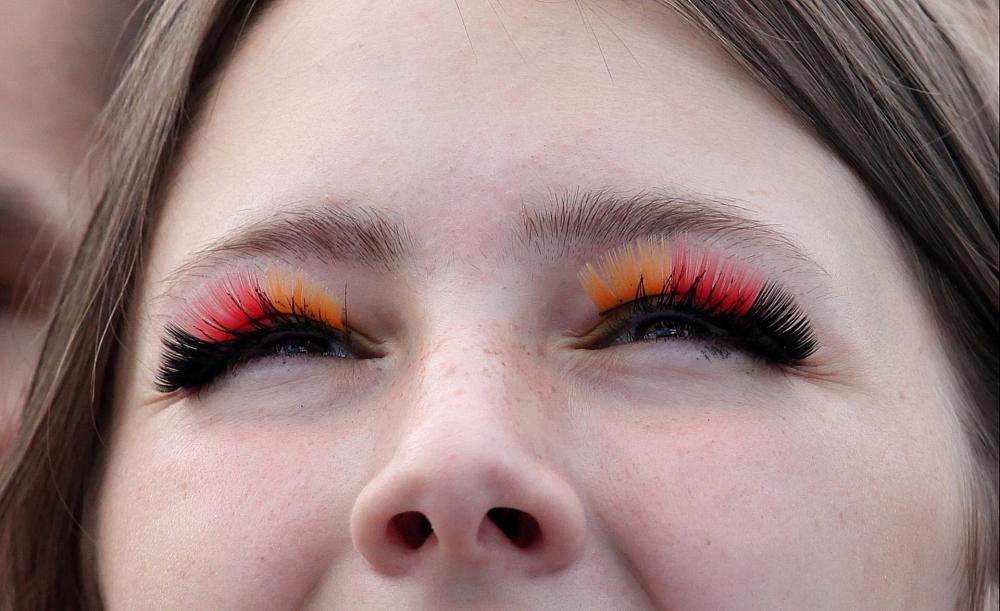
[446,366,456,375]
[258,556,266,562]
[705,538,711,546]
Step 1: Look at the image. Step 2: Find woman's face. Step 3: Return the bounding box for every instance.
[95,1,969,608]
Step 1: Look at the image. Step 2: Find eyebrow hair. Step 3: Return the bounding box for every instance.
[162,204,412,292]
[162,186,824,299]
[516,186,824,274]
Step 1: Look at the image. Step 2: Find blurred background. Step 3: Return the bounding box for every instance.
[0,0,139,455]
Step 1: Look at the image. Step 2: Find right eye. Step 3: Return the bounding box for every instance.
[252,327,357,359]
[156,316,381,393]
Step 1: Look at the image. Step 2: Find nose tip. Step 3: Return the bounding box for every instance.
[349,453,586,577]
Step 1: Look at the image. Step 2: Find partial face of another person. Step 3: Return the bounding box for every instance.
[0,0,133,454]
[95,1,970,608]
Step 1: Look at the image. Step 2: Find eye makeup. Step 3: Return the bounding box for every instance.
[156,268,372,393]
[156,237,817,392]
[577,236,818,364]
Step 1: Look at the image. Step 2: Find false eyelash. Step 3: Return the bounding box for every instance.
[177,269,345,343]
[156,315,352,393]
[156,270,350,392]
[579,236,817,363]
[579,236,766,316]
[622,275,817,363]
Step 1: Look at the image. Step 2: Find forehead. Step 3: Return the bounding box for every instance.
[175,3,832,195]
[157,0,885,285]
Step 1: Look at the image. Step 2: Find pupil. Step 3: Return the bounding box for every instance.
[267,335,330,355]
[636,317,698,341]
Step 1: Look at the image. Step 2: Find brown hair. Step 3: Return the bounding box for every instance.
[1,0,996,608]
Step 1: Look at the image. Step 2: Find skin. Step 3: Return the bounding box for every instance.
[95,1,971,609]
[0,0,135,455]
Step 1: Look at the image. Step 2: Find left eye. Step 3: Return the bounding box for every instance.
[254,330,355,358]
[607,312,722,346]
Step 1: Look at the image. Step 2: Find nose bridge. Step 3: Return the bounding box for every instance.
[348,330,586,578]
[409,314,545,440]
[418,327,524,419]
[402,328,551,502]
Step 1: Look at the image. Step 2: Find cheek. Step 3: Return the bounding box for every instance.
[94,415,362,610]
[583,392,964,608]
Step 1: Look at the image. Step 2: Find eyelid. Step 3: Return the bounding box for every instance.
[570,297,707,349]
[155,268,381,393]
[569,304,637,348]
[571,252,818,363]
[155,306,383,394]
[577,235,767,317]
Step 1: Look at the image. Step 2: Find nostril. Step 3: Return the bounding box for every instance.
[487,507,541,549]
[390,511,433,549]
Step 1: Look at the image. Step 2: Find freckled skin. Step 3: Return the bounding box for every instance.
[95,1,969,609]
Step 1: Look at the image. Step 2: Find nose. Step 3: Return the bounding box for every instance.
[348,368,586,577]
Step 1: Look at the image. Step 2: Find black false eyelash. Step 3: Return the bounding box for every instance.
[156,316,353,393]
[608,275,818,364]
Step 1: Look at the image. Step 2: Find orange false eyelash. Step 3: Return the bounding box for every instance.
[181,268,345,343]
[264,268,344,330]
[578,236,767,315]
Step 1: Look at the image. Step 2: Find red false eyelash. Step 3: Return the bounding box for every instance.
[157,269,351,393]
[578,236,767,315]
[180,268,345,343]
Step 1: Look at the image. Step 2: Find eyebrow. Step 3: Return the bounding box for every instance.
[516,186,821,273]
[162,204,413,293]
[162,187,824,296]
